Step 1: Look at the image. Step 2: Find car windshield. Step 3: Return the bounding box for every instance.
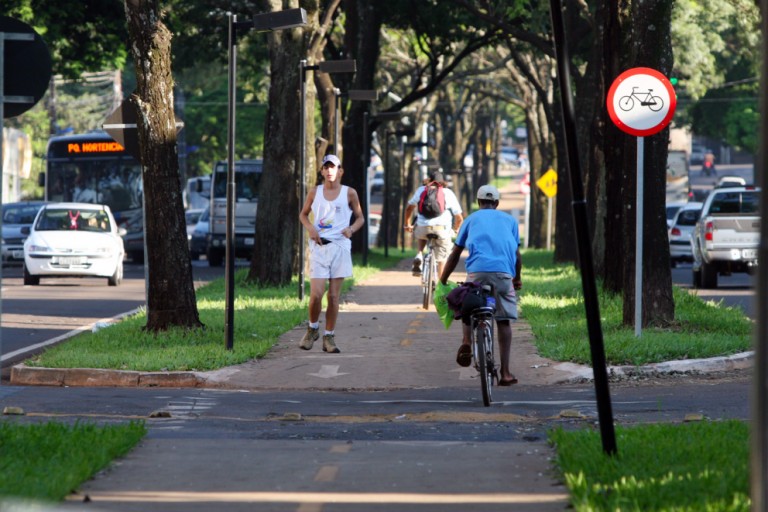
[676,209,701,227]
[709,191,760,215]
[3,204,43,224]
[36,208,112,233]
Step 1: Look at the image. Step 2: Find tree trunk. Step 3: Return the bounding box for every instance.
[248,0,318,286]
[342,0,382,255]
[621,0,675,327]
[124,0,202,332]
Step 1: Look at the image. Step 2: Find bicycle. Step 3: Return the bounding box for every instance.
[468,284,498,406]
[420,233,439,309]
[618,87,664,112]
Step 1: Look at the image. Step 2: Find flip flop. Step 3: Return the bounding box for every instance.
[456,345,472,367]
[498,376,518,386]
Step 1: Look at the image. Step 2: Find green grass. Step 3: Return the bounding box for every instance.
[550,421,750,511]
[28,248,415,371]
[521,249,753,366]
[0,421,146,500]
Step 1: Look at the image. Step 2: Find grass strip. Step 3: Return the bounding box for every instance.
[550,420,750,511]
[27,248,414,371]
[521,249,753,366]
[0,421,146,501]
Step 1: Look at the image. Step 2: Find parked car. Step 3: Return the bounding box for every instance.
[666,200,687,229]
[668,201,703,266]
[499,146,519,165]
[716,176,747,188]
[185,208,204,242]
[370,171,384,194]
[23,203,125,286]
[368,212,381,246]
[1,201,45,266]
[189,208,209,260]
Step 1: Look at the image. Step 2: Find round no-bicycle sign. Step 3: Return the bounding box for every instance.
[606,67,676,137]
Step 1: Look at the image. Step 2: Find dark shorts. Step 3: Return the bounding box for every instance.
[466,272,518,321]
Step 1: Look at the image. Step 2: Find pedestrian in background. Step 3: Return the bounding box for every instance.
[298,154,364,353]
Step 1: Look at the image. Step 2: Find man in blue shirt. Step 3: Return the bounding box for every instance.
[440,184,522,386]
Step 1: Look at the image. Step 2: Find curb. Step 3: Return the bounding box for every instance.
[10,351,754,389]
[553,351,754,383]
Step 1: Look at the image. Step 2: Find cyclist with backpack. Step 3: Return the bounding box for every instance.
[404,170,463,278]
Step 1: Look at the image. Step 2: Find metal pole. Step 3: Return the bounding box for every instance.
[298,59,307,300]
[224,14,237,350]
[549,0,616,455]
[0,34,5,373]
[333,89,340,154]
[384,131,389,257]
[400,138,406,253]
[635,137,644,337]
[752,0,768,506]
[362,111,369,265]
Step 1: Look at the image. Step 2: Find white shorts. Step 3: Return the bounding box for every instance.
[309,241,353,279]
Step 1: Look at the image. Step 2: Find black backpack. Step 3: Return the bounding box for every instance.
[418,182,446,218]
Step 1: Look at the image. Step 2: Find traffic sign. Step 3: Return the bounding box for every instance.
[536,168,557,198]
[606,67,676,137]
[103,98,139,160]
[1,16,51,118]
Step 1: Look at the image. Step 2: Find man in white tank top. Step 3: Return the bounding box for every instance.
[298,154,365,353]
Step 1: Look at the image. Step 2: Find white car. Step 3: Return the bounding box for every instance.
[668,201,703,266]
[666,200,687,229]
[23,203,125,286]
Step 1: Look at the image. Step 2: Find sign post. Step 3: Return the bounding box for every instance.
[536,168,557,250]
[607,67,676,337]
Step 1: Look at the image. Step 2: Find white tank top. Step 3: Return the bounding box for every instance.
[311,185,352,249]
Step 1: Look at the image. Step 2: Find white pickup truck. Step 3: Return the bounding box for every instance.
[691,186,760,288]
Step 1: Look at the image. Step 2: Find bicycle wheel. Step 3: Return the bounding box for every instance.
[476,322,493,406]
[421,252,432,309]
[648,96,664,112]
[618,95,634,111]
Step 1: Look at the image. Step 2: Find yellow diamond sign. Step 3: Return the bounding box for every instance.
[536,168,558,198]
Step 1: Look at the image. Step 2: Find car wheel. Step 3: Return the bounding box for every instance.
[108,262,123,287]
[700,261,718,289]
[23,264,39,286]
[692,267,701,288]
[208,248,224,267]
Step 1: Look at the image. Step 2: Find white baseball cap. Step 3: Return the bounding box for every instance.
[322,154,341,167]
[476,184,500,201]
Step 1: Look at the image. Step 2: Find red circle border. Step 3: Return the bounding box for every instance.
[606,67,677,137]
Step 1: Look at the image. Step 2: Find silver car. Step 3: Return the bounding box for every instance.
[2,201,46,266]
[668,201,702,266]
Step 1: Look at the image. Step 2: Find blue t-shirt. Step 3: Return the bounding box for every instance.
[455,209,520,276]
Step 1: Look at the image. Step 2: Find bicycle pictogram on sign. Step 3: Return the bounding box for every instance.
[618,87,664,113]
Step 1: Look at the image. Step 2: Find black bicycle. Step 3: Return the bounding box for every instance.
[469,284,498,406]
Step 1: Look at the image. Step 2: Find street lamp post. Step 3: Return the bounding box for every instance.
[298,59,356,301]
[383,126,415,258]
[333,89,378,155]
[362,111,403,264]
[225,8,306,351]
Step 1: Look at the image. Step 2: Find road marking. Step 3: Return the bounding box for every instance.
[314,466,339,482]
[330,444,352,453]
[308,365,349,378]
